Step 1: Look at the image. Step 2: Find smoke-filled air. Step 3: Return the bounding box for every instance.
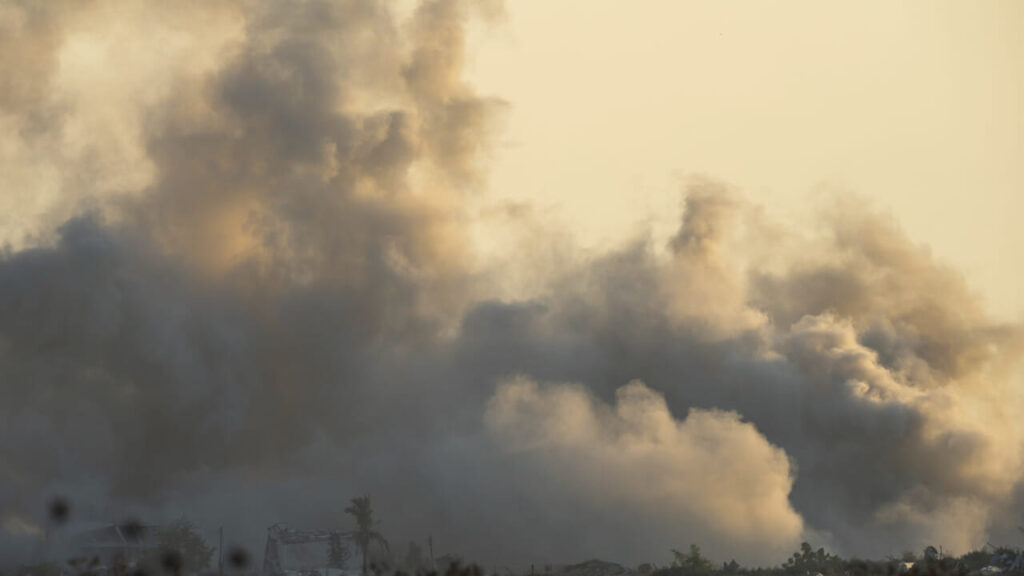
[1,0,1023,574]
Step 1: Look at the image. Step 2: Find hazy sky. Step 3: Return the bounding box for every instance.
[465,0,1024,319]
[1,0,1023,570]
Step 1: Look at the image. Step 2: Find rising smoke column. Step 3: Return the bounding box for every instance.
[2,0,1024,570]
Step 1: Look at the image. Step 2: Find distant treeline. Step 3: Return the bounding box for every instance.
[653,542,1016,576]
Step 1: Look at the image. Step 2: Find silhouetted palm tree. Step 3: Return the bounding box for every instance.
[345,496,389,575]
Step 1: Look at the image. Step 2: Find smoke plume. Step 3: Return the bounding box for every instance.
[1,0,1023,570]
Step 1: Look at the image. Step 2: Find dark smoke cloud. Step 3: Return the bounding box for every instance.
[2,0,1024,571]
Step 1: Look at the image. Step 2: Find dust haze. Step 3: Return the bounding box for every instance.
[1,0,1023,570]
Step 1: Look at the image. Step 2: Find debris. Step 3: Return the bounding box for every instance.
[553,560,631,576]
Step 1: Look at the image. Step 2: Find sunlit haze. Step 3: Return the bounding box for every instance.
[0,1,1022,574]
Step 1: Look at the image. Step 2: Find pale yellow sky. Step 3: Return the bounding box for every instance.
[464,1,1024,320]
[2,2,1024,562]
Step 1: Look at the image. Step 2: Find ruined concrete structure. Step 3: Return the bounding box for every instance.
[262,524,361,576]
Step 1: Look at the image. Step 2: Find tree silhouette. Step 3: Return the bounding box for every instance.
[143,518,213,576]
[782,542,843,576]
[670,545,715,576]
[345,496,389,575]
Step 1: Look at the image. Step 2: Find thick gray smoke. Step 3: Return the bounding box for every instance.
[2,0,1024,570]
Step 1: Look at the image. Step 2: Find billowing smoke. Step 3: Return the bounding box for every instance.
[2,0,1023,570]
[483,377,804,561]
